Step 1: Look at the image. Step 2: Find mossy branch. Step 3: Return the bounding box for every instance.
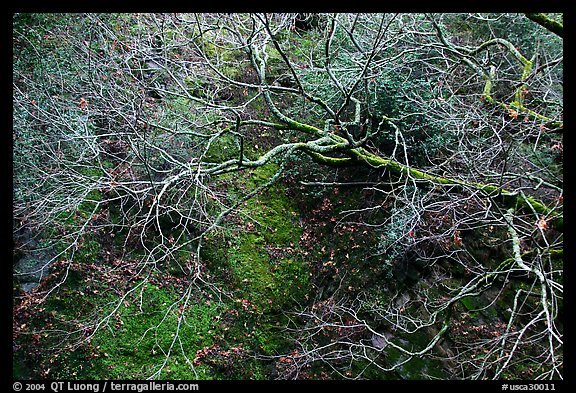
[525,13,563,38]
[303,150,354,167]
[208,116,562,230]
[432,20,561,129]
[482,65,496,103]
[236,115,243,167]
[342,147,562,228]
[278,135,562,228]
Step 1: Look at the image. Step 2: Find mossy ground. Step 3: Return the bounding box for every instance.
[13,162,311,380]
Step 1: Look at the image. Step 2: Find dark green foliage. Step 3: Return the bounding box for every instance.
[368,75,453,167]
[444,13,562,58]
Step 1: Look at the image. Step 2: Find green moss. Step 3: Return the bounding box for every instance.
[460,296,479,312]
[194,32,243,80]
[225,166,310,311]
[184,75,209,99]
[18,260,272,380]
[525,13,563,37]
[164,96,194,115]
[75,284,223,379]
[200,164,311,365]
[380,333,447,379]
[398,355,445,379]
[205,133,240,163]
[77,167,105,180]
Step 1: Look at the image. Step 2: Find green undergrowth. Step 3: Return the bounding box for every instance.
[82,284,223,379]
[14,162,312,380]
[201,164,312,361]
[207,164,310,310]
[15,263,271,379]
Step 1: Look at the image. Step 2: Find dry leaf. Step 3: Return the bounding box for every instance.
[537,218,549,231]
[550,143,563,152]
[453,230,463,247]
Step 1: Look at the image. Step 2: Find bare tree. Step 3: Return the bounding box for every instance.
[13,13,562,380]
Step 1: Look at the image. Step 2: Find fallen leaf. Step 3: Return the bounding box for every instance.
[537,218,549,231]
[453,230,463,247]
[79,97,88,110]
[550,143,563,152]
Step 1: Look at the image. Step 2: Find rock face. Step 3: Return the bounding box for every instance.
[371,331,394,349]
[13,230,55,292]
[14,255,52,292]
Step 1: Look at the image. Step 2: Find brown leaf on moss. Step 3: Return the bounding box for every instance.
[537,218,549,231]
[79,97,88,110]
